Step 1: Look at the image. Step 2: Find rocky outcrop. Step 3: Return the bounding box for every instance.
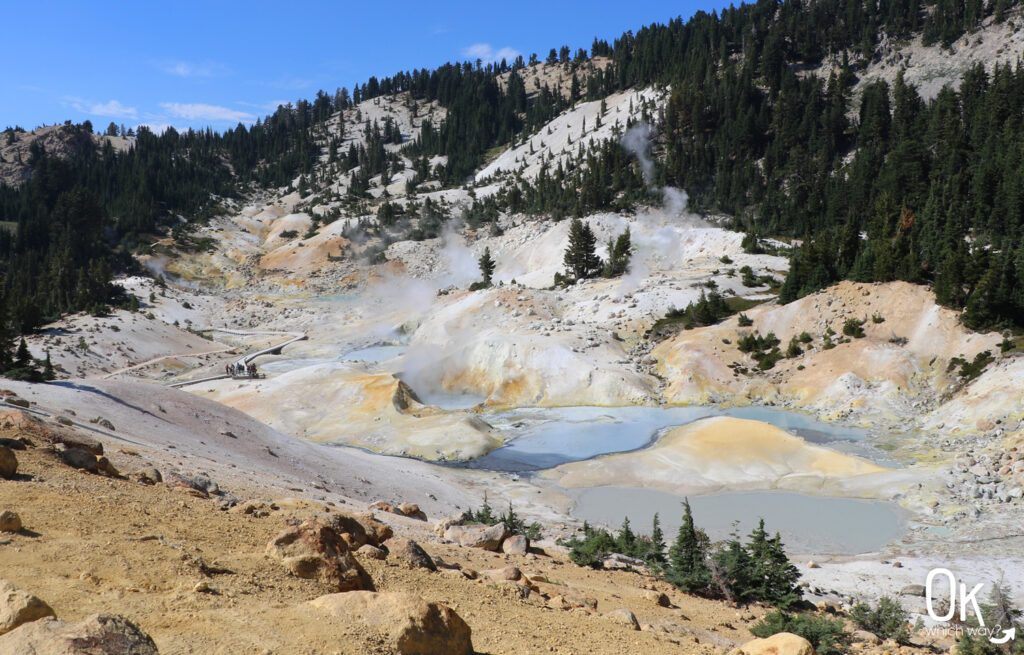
[0,446,16,479]
[0,580,55,636]
[727,632,816,655]
[308,591,472,655]
[265,521,368,591]
[443,523,508,551]
[0,613,158,654]
[368,501,426,521]
[387,538,436,571]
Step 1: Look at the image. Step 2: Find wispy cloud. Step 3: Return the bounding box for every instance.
[462,43,520,64]
[159,102,255,123]
[67,97,138,119]
[157,60,227,78]
[238,99,291,112]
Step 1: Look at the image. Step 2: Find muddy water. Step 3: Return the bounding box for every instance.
[468,405,896,471]
[570,486,907,554]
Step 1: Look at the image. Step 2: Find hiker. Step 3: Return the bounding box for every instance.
[224,364,229,376]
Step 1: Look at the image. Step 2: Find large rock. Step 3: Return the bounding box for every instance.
[433,511,470,536]
[727,632,816,655]
[60,448,98,473]
[900,584,926,597]
[309,591,472,655]
[0,447,16,479]
[443,522,508,551]
[326,511,392,548]
[387,538,436,571]
[501,534,529,555]
[0,613,157,654]
[0,511,21,533]
[265,521,368,591]
[605,608,640,630]
[0,579,55,635]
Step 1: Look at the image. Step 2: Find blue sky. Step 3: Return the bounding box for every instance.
[4,0,713,133]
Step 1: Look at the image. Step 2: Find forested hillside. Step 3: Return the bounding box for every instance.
[2,0,1024,355]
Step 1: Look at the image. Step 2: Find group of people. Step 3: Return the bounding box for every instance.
[225,362,259,378]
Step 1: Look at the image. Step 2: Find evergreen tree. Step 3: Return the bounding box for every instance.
[563,218,602,280]
[603,228,632,277]
[667,499,711,592]
[478,247,496,286]
[648,513,667,565]
[43,350,54,381]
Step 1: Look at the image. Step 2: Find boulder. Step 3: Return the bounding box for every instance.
[133,468,163,486]
[265,521,368,591]
[387,538,436,571]
[605,608,640,631]
[309,591,472,655]
[398,502,427,521]
[443,523,508,551]
[641,589,671,607]
[60,448,98,473]
[356,544,387,560]
[851,630,882,645]
[483,566,522,582]
[0,511,21,533]
[5,398,29,409]
[433,511,470,536]
[163,472,209,498]
[0,613,157,654]
[727,632,816,655]
[0,446,16,479]
[325,511,392,548]
[900,584,927,597]
[501,534,529,555]
[0,579,55,635]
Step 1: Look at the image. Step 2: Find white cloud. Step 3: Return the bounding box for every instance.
[68,98,138,119]
[461,43,521,64]
[159,102,255,123]
[158,60,225,77]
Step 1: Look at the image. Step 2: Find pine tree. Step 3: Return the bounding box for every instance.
[478,247,496,286]
[43,350,55,381]
[14,338,32,370]
[563,218,602,280]
[603,228,632,277]
[648,513,667,565]
[667,499,711,592]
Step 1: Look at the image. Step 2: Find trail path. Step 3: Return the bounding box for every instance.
[168,328,306,388]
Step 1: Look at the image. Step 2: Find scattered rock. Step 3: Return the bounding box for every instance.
[397,502,427,521]
[323,511,392,548]
[806,561,820,569]
[0,447,16,479]
[900,584,927,597]
[356,544,387,560]
[5,398,29,409]
[484,566,522,582]
[443,523,508,551]
[641,589,671,607]
[605,608,640,631]
[308,591,472,655]
[0,511,21,533]
[193,581,211,593]
[133,467,163,486]
[60,448,98,473]
[727,632,815,655]
[387,537,436,571]
[0,579,55,635]
[163,472,210,498]
[433,511,470,536]
[265,521,368,591]
[501,534,529,555]
[852,630,882,645]
[0,613,158,654]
